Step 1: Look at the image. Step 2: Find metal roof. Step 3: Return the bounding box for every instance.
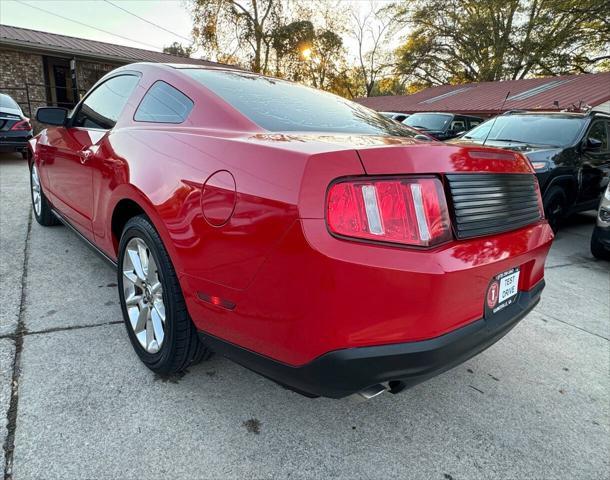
[0,24,229,68]
[355,73,610,115]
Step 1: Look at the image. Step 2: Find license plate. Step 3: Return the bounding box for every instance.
[486,267,520,312]
[498,269,520,303]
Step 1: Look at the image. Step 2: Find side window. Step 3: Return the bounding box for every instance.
[451,117,466,132]
[134,81,193,123]
[468,119,482,129]
[73,75,139,130]
[587,121,609,152]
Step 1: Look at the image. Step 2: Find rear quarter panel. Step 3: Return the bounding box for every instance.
[93,128,337,291]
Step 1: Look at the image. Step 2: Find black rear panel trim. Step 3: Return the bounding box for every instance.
[446,173,542,239]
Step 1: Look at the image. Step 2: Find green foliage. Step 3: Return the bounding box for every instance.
[395,0,610,87]
[163,42,194,58]
[272,20,344,88]
[188,0,608,98]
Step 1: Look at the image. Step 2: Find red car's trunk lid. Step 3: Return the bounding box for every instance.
[356,143,534,175]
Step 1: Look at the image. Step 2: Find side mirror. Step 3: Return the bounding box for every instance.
[36,107,68,126]
[585,137,603,152]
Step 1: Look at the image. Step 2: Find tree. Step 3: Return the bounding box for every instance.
[350,1,403,97]
[272,20,344,89]
[395,0,610,87]
[190,0,281,73]
[163,42,194,58]
[188,0,354,94]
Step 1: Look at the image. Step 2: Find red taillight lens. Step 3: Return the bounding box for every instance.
[327,177,452,247]
[10,119,32,131]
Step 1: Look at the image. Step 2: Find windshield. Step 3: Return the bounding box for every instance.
[463,115,585,147]
[404,113,452,131]
[182,69,419,137]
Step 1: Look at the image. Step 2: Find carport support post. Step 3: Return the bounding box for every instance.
[70,58,79,106]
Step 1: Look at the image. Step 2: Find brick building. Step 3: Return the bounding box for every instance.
[0,25,227,128]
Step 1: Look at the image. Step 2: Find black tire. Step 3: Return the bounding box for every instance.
[117,215,212,374]
[21,150,28,160]
[591,227,610,261]
[29,162,60,226]
[543,186,567,234]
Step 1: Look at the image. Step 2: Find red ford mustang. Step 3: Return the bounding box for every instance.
[29,63,553,399]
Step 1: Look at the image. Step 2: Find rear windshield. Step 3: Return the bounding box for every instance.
[0,93,21,111]
[404,113,453,131]
[463,115,586,147]
[182,69,418,137]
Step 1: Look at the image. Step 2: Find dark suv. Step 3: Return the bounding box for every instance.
[451,111,610,232]
[404,112,483,140]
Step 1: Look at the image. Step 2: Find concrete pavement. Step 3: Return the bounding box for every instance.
[1,153,608,479]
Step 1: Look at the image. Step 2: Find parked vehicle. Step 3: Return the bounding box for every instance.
[30,63,552,399]
[591,184,610,260]
[0,93,33,158]
[451,111,610,232]
[403,112,484,140]
[380,111,409,122]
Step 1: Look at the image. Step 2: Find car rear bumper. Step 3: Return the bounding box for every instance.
[0,135,31,151]
[185,218,553,366]
[199,280,544,398]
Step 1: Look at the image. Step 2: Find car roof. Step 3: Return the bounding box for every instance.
[504,110,609,119]
[409,112,453,115]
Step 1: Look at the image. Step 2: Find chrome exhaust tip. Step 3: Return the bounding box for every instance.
[358,383,387,400]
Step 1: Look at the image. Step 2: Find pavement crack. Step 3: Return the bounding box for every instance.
[468,385,484,394]
[540,313,609,341]
[545,259,604,271]
[3,209,32,480]
[545,262,577,270]
[23,321,123,337]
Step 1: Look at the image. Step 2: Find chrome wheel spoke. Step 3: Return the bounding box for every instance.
[135,304,149,332]
[127,306,140,330]
[150,281,162,295]
[138,242,149,276]
[125,292,142,307]
[153,302,165,323]
[146,255,158,284]
[127,248,146,281]
[151,308,165,345]
[123,270,140,286]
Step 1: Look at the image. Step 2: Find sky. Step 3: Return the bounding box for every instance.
[0,0,198,53]
[0,0,394,60]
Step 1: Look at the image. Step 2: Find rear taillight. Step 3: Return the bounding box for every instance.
[327,177,452,247]
[10,119,32,131]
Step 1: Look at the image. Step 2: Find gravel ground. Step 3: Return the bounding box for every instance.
[1,153,608,479]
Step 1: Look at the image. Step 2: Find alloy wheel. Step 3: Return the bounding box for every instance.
[122,237,166,353]
[31,165,42,216]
